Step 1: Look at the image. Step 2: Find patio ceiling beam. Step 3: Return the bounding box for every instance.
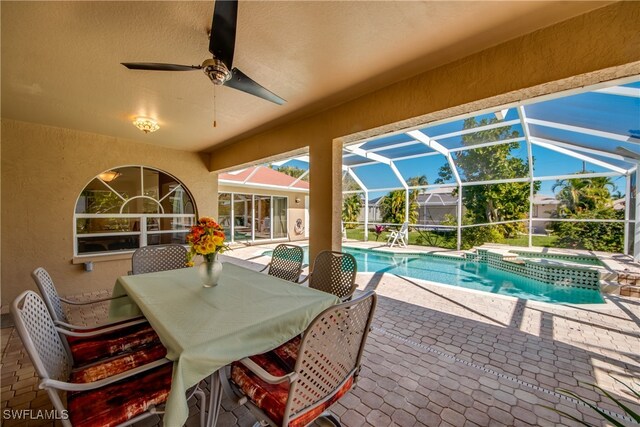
[242,166,261,184]
[447,137,525,153]
[533,171,622,182]
[357,139,425,154]
[345,159,380,168]
[346,167,368,192]
[370,151,441,163]
[529,138,635,163]
[389,161,408,190]
[406,130,450,156]
[289,169,309,188]
[594,86,640,98]
[430,119,521,141]
[344,146,392,165]
[526,117,639,144]
[530,138,628,174]
[459,177,530,187]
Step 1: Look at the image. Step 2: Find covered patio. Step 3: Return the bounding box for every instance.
[2,1,640,426]
[3,248,639,426]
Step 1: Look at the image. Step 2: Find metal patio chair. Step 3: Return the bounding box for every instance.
[11,290,206,427]
[387,221,409,247]
[32,267,144,331]
[32,267,163,366]
[260,244,304,282]
[300,250,357,301]
[131,244,188,275]
[226,291,377,427]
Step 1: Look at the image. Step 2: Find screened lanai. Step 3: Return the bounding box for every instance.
[235,78,640,259]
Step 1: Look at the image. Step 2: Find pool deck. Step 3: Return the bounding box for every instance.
[2,242,639,426]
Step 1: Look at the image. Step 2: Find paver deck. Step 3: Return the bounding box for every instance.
[2,243,639,426]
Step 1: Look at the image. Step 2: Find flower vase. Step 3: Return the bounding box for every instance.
[198,255,223,288]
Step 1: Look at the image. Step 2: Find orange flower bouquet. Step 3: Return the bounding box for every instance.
[186,217,229,266]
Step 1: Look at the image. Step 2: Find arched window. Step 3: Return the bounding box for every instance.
[74,166,196,256]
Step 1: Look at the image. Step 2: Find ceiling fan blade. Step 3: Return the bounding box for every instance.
[224,68,286,105]
[209,0,237,70]
[121,63,202,71]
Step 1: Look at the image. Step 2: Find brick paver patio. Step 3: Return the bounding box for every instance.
[2,245,639,426]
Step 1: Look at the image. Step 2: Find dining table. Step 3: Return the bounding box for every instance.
[109,262,340,427]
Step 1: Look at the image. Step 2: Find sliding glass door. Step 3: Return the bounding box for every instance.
[218,192,289,243]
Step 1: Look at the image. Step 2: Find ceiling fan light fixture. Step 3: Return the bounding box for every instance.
[133,117,160,134]
[202,58,231,85]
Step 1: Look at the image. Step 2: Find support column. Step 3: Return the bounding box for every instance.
[405,188,410,223]
[634,166,639,262]
[364,191,369,241]
[309,138,343,264]
[624,173,630,255]
[457,185,463,250]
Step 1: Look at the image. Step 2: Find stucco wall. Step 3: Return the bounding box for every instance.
[218,183,308,241]
[207,2,640,262]
[1,119,218,310]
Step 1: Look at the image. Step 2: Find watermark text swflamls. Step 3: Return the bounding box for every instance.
[3,409,69,420]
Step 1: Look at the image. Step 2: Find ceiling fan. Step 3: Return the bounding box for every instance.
[121,0,285,105]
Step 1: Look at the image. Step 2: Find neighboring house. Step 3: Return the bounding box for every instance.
[362,190,563,231]
[417,189,459,225]
[218,166,309,243]
[531,194,561,233]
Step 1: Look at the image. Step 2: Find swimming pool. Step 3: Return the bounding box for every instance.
[263,246,604,305]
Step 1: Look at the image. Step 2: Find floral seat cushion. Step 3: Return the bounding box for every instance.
[66,322,161,366]
[231,336,354,427]
[70,342,167,383]
[68,363,173,427]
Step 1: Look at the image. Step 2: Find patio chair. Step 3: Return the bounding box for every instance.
[300,250,357,301]
[260,244,304,282]
[32,267,161,366]
[32,267,144,330]
[387,222,409,247]
[131,244,188,275]
[11,290,206,427]
[226,291,377,427]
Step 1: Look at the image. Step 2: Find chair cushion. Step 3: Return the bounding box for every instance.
[68,363,173,427]
[70,343,167,383]
[66,322,161,366]
[231,336,354,427]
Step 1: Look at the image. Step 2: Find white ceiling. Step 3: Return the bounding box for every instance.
[1,1,610,152]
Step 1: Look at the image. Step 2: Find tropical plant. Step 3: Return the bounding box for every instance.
[545,376,639,427]
[379,175,426,224]
[373,224,385,241]
[552,175,616,215]
[342,194,362,228]
[436,118,536,239]
[551,174,623,251]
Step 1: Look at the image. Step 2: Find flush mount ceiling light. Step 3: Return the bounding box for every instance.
[132,117,160,134]
[98,170,121,183]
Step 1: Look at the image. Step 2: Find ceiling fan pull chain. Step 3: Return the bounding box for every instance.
[213,86,217,128]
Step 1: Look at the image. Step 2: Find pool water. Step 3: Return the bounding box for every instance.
[264,246,604,305]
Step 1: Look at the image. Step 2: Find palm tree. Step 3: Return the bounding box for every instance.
[552,174,615,215]
[342,194,362,228]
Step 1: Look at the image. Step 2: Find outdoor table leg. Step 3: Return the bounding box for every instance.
[206,370,223,427]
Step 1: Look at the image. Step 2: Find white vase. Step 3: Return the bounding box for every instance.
[198,254,223,288]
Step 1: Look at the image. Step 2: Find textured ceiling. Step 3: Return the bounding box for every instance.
[1,1,610,152]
